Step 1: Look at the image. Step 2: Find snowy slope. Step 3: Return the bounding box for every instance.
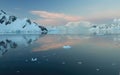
[47,19,120,35]
[0,10,48,34]
[47,21,91,34]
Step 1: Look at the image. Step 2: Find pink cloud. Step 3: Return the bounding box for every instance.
[31,10,120,25]
[31,10,83,25]
[33,35,82,52]
[34,19,68,26]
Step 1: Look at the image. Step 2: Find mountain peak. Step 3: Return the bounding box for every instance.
[0,10,48,34]
[0,10,7,15]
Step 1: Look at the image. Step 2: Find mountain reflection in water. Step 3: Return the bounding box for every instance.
[33,35,120,52]
[1,34,120,56]
[0,34,45,56]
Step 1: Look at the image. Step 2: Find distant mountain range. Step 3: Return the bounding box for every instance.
[89,19,120,35]
[0,10,48,34]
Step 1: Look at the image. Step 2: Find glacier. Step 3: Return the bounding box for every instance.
[46,21,91,35]
[46,19,120,35]
[0,10,48,34]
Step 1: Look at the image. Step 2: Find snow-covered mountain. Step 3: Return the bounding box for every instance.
[46,19,120,35]
[0,10,48,34]
[89,19,120,35]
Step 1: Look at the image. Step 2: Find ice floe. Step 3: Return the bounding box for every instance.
[31,58,38,62]
[63,45,71,49]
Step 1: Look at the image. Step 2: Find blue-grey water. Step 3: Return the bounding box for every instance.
[0,34,120,75]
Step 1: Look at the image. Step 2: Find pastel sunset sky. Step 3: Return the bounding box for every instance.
[1,0,120,25]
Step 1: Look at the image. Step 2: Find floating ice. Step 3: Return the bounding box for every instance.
[96,68,100,71]
[63,45,71,49]
[77,61,83,65]
[112,63,116,66]
[16,70,20,73]
[31,58,37,62]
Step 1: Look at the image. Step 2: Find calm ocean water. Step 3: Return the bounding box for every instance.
[0,34,120,75]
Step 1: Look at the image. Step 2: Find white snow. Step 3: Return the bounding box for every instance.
[0,10,47,34]
[31,58,38,62]
[89,19,120,35]
[63,45,71,49]
[96,68,100,71]
[47,21,91,34]
[46,18,120,35]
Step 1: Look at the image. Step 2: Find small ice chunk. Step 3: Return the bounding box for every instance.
[31,58,37,62]
[16,70,20,73]
[112,63,116,66]
[77,61,82,65]
[63,45,71,49]
[96,68,100,71]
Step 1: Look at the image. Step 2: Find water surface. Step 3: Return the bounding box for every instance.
[0,34,120,75]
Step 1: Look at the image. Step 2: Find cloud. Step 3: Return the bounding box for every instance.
[33,19,68,26]
[45,21,91,34]
[30,10,120,25]
[31,10,83,25]
[64,21,91,34]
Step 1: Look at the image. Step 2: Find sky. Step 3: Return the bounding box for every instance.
[1,0,120,25]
